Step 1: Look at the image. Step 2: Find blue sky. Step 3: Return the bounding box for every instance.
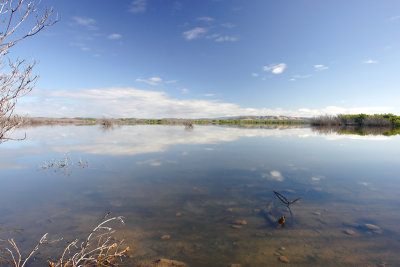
[11,0,400,118]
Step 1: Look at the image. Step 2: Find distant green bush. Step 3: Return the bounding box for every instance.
[312,113,400,128]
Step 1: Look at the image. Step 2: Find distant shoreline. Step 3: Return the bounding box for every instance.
[16,117,311,127]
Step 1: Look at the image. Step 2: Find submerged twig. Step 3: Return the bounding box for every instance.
[273,191,302,216]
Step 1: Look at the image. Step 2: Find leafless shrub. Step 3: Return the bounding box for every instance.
[0,0,57,143]
[182,120,194,130]
[310,115,341,126]
[1,217,129,267]
[40,154,88,176]
[100,117,114,130]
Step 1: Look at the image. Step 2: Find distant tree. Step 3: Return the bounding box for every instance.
[0,0,56,142]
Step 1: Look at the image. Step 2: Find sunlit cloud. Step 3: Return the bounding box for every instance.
[136,77,162,86]
[16,87,397,119]
[183,27,207,40]
[107,33,122,40]
[363,59,378,64]
[263,63,287,74]
[129,0,146,13]
[314,64,328,71]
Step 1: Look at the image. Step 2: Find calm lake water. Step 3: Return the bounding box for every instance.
[1,125,400,266]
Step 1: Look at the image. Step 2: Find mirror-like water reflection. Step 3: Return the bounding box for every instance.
[1,125,400,266]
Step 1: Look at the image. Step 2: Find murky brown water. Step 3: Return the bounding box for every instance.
[1,125,399,266]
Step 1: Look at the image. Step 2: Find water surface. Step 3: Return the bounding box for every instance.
[1,125,399,266]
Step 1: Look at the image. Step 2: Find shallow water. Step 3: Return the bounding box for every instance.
[1,125,400,266]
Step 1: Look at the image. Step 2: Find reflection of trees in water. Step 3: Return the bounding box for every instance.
[312,125,400,136]
[223,125,309,130]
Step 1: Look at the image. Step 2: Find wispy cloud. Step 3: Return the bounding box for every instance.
[290,74,312,82]
[181,88,189,94]
[183,27,207,40]
[389,15,400,21]
[251,73,259,77]
[221,23,235,28]
[129,0,146,13]
[136,77,162,85]
[165,80,178,84]
[215,36,238,42]
[72,16,97,30]
[107,33,122,40]
[363,59,378,64]
[203,93,215,97]
[263,63,287,74]
[314,64,328,71]
[197,16,214,22]
[70,42,90,51]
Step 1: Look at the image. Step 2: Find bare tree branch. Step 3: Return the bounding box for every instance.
[0,0,57,143]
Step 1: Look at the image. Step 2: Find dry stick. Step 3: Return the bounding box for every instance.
[273,191,302,216]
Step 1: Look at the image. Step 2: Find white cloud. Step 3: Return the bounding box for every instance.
[129,0,146,13]
[136,76,163,85]
[181,88,189,94]
[215,36,238,42]
[251,73,259,77]
[15,87,397,119]
[72,16,97,30]
[363,59,378,64]
[72,16,96,27]
[314,64,328,71]
[203,93,215,97]
[263,63,287,74]
[107,33,122,40]
[183,27,207,40]
[262,170,284,182]
[290,74,312,81]
[197,17,214,22]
